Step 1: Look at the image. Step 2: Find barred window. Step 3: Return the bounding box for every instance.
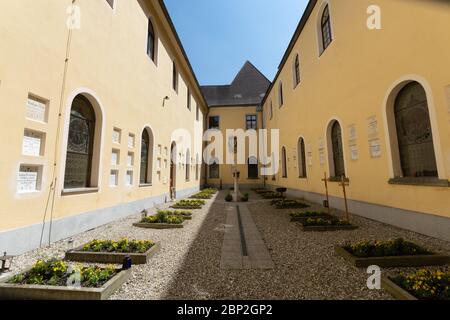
[294,55,301,87]
[281,147,288,178]
[147,18,156,61]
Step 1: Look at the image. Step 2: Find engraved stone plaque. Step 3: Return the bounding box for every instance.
[22,130,43,156]
[369,139,382,158]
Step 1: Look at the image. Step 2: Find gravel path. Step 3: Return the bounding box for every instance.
[4,190,450,300]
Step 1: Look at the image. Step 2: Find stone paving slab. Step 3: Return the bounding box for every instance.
[220,204,274,270]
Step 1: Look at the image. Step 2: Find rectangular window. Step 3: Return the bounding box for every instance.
[209,163,220,179]
[246,115,257,130]
[112,128,121,144]
[209,116,220,129]
[172,61,178,93]
[187,89,191,110]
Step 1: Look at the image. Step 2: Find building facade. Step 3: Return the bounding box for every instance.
[202,61,270,188]
[0,0,207,254]
[262,0,450,240]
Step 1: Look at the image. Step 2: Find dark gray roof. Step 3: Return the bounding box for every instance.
[201,61,271,107]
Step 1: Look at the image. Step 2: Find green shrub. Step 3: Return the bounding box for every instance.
[225,194,233,202]
[261,192,283,199]
[344,238,432,258]
[392,269,450,300]
[157,209,192,218]
[81,239,155,253]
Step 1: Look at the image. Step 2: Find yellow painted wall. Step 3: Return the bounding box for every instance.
[207,106,263,186]
[263,0,450,218]
[0,0,207,232]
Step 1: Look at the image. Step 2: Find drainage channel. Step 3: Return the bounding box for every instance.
[236,205,248,257]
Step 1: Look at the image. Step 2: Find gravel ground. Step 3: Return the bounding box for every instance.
[4,190,450,300]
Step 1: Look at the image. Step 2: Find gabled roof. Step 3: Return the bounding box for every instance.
[201,61,271,107]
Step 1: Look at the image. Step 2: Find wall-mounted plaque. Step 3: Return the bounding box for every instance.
[348,124,357,141]
[17,166,39,193]
[112,128,121,144]
[22,130,43,156]
[128,134,135,148]
[111,150,120,166]
[126,171,133,186]
[369,139,382,158]
[26,97,46,122]
[446,85,450,114]
[367,116,379,137]
[350,145,359,161]
[319,150,326,165]
[110,170,118,187]
[307,144,313,166]
[127,153,134,167]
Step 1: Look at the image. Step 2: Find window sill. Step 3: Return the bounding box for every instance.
[328,176,350,183]
[247,177,260,180]
[62,188,99,196]
[388,177,450,188]
[139,183,153,188]
[298,176,308,180]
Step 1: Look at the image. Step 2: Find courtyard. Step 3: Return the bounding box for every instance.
[5,190,450,300]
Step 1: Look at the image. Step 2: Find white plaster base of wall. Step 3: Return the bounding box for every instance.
[269,186,450,242]
[0,186,200,255]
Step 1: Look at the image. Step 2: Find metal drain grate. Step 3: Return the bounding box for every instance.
[236,205,248,257]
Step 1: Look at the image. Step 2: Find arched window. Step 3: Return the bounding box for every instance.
[320,4,332,53]
[140,128,154,184]
[298,138,307,178]
[330,121,345,178]
[209,158,219,179]
[278,82,284,107]
[293,54,301,87]
[394,82,437,178]
[64,95,96,189]
[281,147,288,178]
[195,154,200,181]
[147,18,156,62]
[269,100,273,120]
[248,157,258,179]
[185,150,191,181]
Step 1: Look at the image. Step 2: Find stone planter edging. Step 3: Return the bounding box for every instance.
[299,224,358,232]
[381,276,418,301]
[65,242,161,265]
[0,268,131,300]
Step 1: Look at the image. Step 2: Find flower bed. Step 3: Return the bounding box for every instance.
[289,211,332,223]
[65,239,160,264]
[133,211,186,229]
[335,239,449,267]
[190,188,217,199]
[0,259,131,300]
[299,217,358,232]
[171,199,205,209]
[271,199,310,209]
[157,209,193,220]
[383,270,450,300]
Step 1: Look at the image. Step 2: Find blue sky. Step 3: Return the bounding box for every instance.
[164,0,309,85]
